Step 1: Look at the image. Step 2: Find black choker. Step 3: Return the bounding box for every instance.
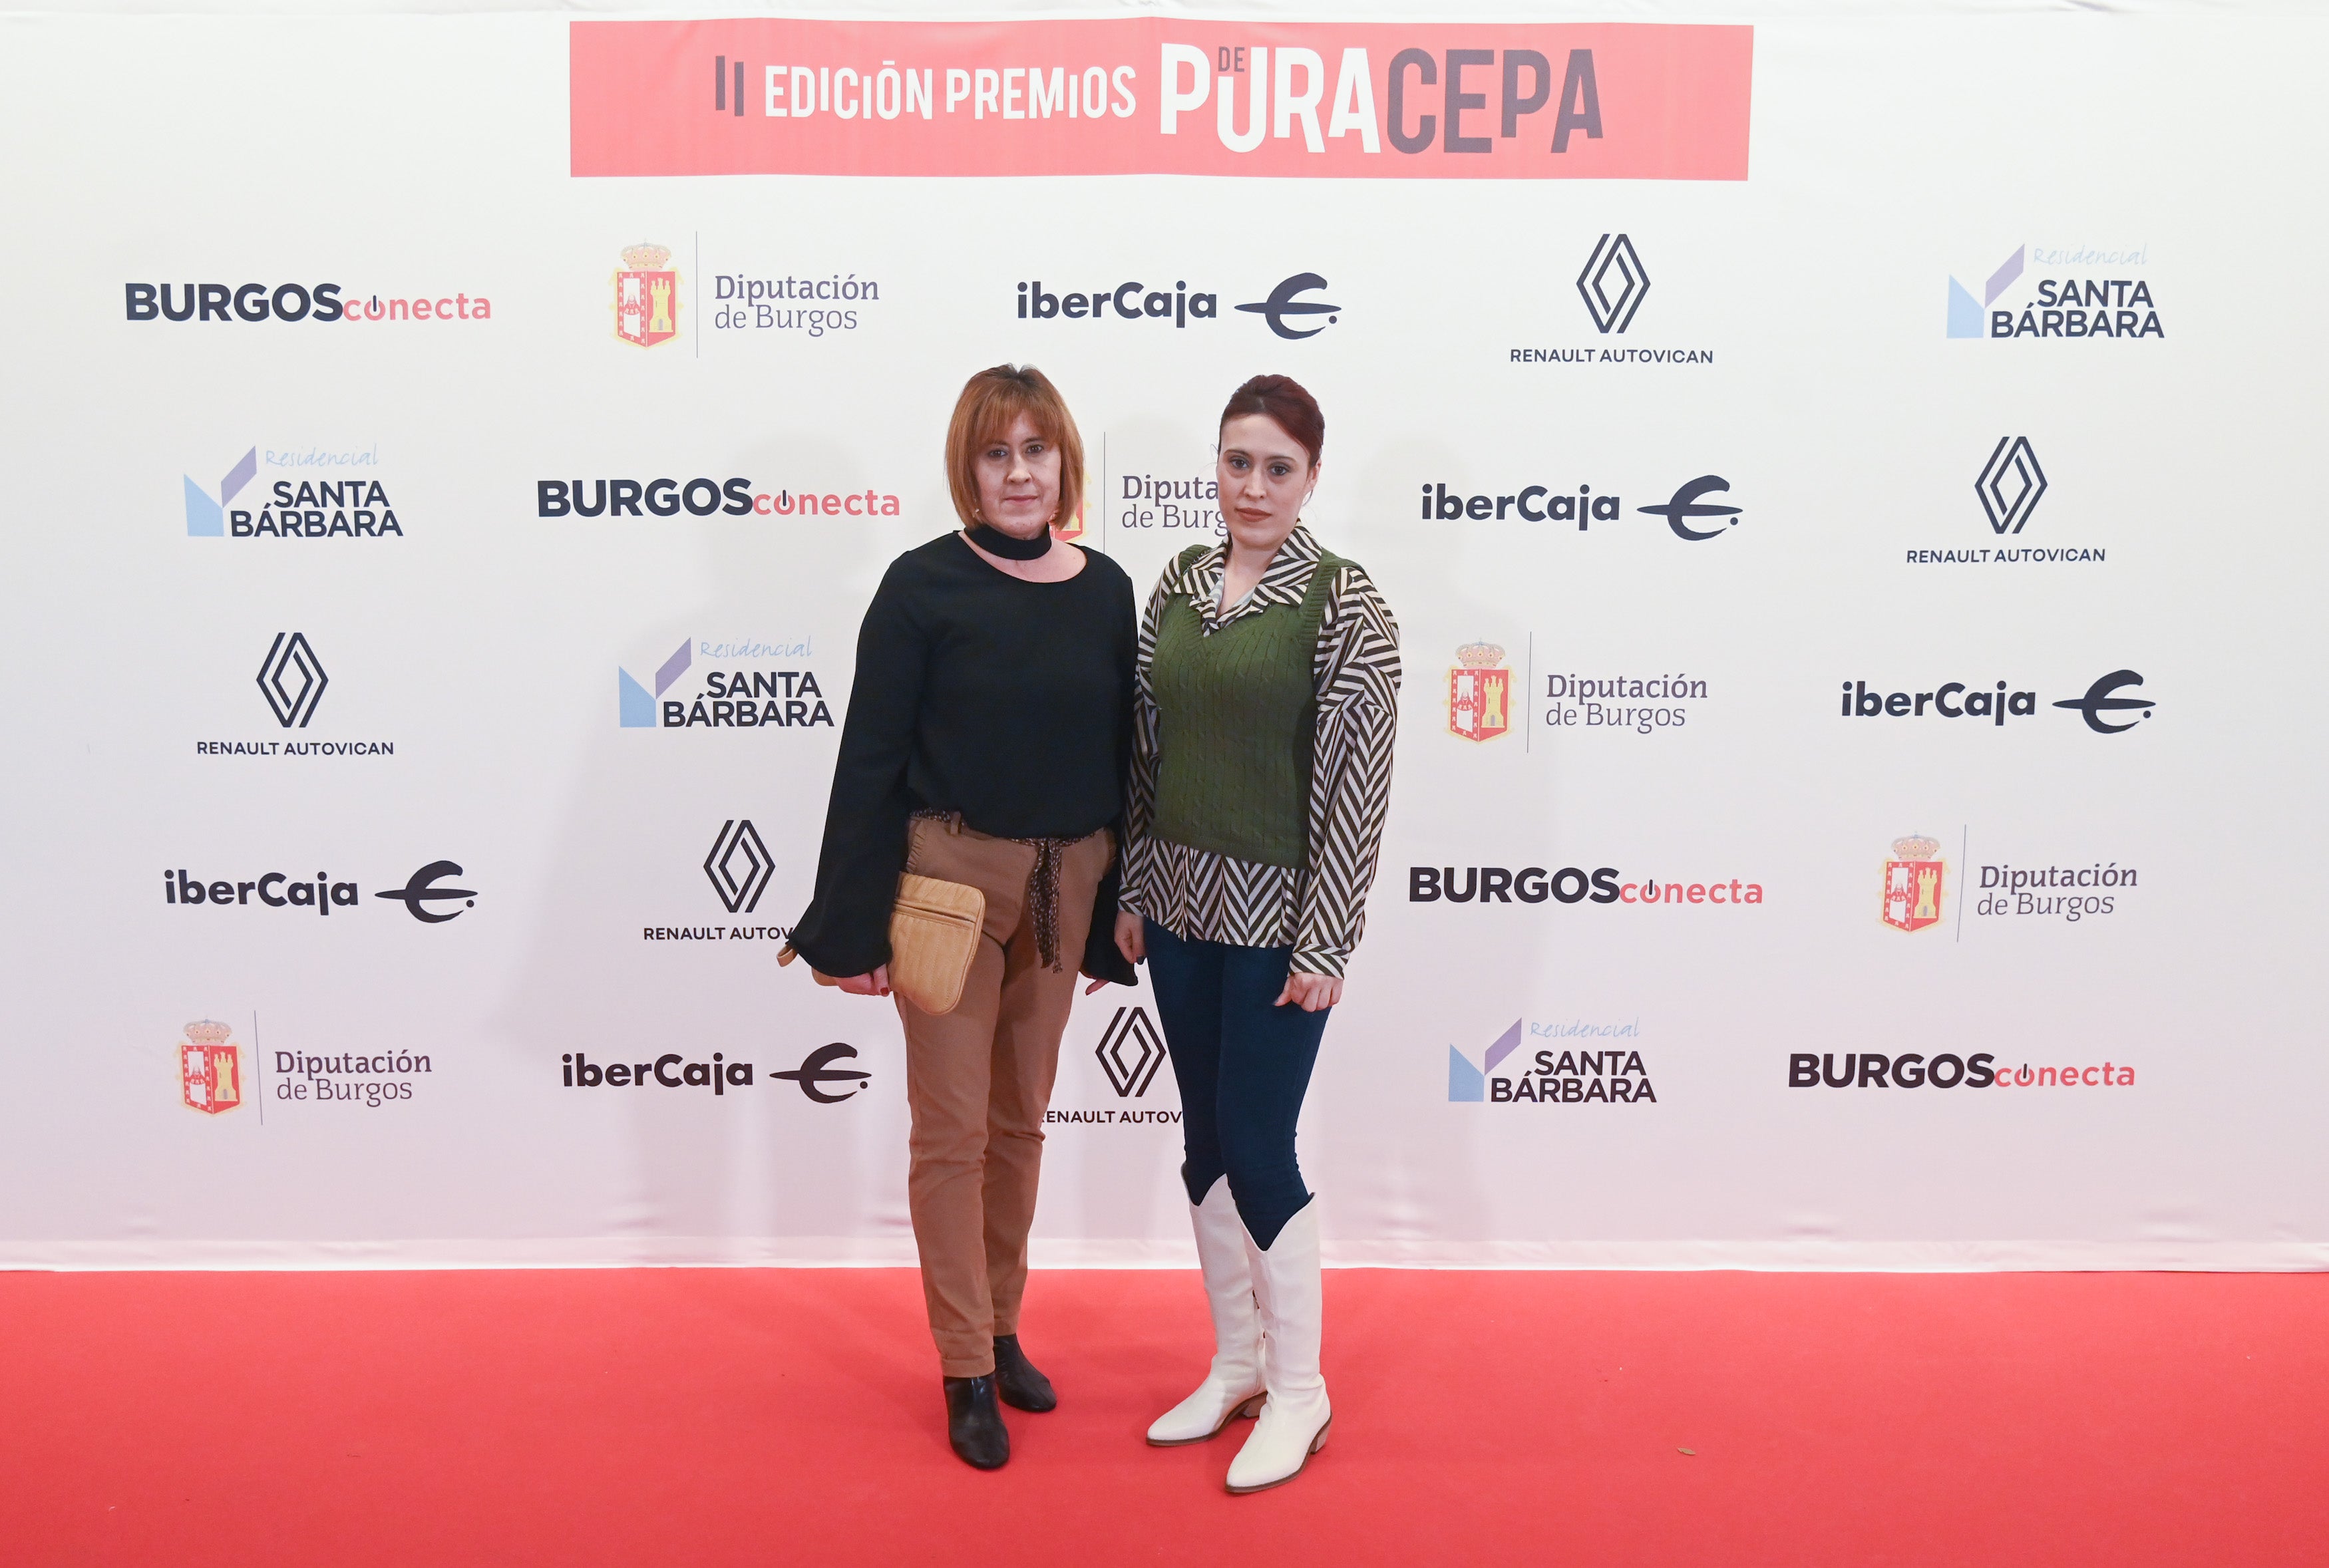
[967,522,1053,561]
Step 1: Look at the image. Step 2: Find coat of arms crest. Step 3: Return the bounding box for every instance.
[1881,836,1946,933]
[614,242,679,348]
[1448,641,1511,742]
[179,1020,244,1114]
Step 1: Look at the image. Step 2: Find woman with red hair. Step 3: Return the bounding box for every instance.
[791,365,1137,1472]
[1116,374,1402,1493]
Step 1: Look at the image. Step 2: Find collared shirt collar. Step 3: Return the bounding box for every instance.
[1188,524,1323,632]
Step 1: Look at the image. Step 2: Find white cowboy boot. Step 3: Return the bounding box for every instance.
[1147,1177,1266,1445]
[1225,1199,1330,1493]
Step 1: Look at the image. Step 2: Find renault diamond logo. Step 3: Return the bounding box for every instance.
[1976,437,2049,535]
[703,819,773,914]
[1095,1006,1166,1098]
[256,633,328,728]
[1576,234,1649,334]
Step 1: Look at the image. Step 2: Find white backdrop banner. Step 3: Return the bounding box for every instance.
[4,5,2324,1269]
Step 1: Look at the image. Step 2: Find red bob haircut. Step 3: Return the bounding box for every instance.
[944,364,1085,530]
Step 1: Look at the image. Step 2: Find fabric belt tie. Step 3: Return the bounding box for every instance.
[915,810,1077,971]
[1023,840,1067,971]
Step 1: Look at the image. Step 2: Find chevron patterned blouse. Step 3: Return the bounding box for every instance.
[1119,525,1402,977]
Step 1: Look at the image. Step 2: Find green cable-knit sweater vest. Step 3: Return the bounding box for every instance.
[1149,544,1347,869]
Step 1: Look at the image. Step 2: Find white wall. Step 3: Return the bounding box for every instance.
[1,6,2322,1268]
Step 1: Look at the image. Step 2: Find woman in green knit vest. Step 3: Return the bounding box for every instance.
[1112,375,1401,1493]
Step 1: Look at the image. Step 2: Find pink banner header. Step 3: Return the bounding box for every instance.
[571,19,1751,180]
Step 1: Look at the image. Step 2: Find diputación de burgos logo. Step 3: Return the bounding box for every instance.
[176,1017,438,1114]
[1447,1018,1655,1105]
[1445,644,1712,744]
[618,635,832,730]
[127,281,492,325]
[709,256,882,341]
[1447,643,1513,742]
[273,1048,433,1108]
[1114,470,1222,536]
[1544,669,1705,736]
[610,237,888,347]
[1972,856,2139,925]
[614,242,681,347]
[179,1020,245,1114]
[1945,243,2161,341]
[1411,865,1763,907]
[1881,836,1947,932]
[1881,830,2141,937]
[183,442,405,541]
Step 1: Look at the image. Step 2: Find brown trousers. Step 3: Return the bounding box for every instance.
[897,814,1113,1378]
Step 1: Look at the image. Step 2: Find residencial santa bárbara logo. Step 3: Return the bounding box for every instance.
[1448,1018,1656,1105]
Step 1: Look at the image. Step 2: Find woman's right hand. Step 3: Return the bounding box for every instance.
[1114,911,1145,965]
[834,965,892,997]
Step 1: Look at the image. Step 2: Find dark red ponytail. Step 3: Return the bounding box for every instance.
[1220,374,1324,468]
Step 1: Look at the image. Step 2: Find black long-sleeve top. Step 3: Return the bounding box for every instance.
[791,534,1139,983]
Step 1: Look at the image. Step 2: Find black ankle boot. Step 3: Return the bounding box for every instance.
[943,1374,1010,1470]
[992,1334,1057,1412]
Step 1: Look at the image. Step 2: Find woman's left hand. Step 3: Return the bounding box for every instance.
[1084,910,1148,994]
[1276,971,1342,1012]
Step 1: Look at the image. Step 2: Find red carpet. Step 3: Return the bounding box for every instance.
[3,1267,2322,1566]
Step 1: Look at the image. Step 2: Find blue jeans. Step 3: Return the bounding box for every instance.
[1143,919,1330,1249]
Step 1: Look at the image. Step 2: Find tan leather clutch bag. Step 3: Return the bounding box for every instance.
[780,874,987,1017]
[883,874,986,1015]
